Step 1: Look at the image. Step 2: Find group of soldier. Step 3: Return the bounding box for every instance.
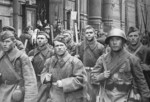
[0,24,149,102]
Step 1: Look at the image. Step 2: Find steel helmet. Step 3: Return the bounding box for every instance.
[105,28,127,44]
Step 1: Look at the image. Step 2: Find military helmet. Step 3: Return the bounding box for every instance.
[105,28,127,44]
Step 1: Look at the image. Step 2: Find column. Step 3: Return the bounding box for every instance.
[80,0,88,29]
[49,0,63,25]
[88,0,102,29]
[102,0,113,31]
[13,0,19,34]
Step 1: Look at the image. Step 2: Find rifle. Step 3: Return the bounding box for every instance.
[74,23,79,55]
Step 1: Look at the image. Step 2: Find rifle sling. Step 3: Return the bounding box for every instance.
[86,45,98,61]
[3,56,22,81]
[133,44,142,55]
[109,54,130,76]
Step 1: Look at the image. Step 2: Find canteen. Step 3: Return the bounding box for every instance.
[12,86,24,102]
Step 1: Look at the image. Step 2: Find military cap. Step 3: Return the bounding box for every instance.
[37,31,50,39]
[53,35,66,45]
[128,26,138,35]
[2,26,16,32]
[0,31,15,41]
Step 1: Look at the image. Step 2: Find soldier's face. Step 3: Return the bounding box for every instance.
[85,29,95,41]
[37,35,47,47]
[54,41,67,56]
[1,38,15,52]
[128,32,140,45]
[63,33,71,43]
[109,37,123,52]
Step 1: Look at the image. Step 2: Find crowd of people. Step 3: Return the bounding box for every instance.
[0,24,149,102]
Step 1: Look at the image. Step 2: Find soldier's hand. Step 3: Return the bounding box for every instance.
[45,73,52,82]
[53,80,62,87]
[74,54,80,58]
[29,56,33,61]
[103,70,110,78]
[134,94,140,101]
[91,73,103,82]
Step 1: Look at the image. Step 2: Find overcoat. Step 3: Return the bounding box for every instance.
[28,43,54,102]
[78,38,104,67]
[91,49,150,102]
[78,38,104,102]
[127,43,150,70]
[0,47,38,102]
[41,52,88,102]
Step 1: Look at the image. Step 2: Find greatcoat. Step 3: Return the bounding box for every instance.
[126,43,150,70]
[0,47,38,102]
[91,49,150,102]
[28,43,54,102]
[41,51,88,102]
[78,38,104,102]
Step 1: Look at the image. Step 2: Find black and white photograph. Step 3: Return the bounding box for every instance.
[0,0,150,102]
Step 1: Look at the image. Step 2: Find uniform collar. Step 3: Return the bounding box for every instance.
[84,37,97,50]
[105,48,128,63]
[5,47,21,62]
[34,43,50,56]
[52,51,71,68]
[128,42,142,52]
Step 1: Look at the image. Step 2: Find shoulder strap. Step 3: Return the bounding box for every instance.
[86,45,98,60]
[0,51,5,60]
[102,55,107,71]
[4,55,22,80]
[108,51,131,76]
[133,44,142,55]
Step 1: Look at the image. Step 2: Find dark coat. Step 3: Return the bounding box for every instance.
[127,43,150,70]
[78,38,104,67]
[28,44,54,102]
[28,43,54,75]
[78,38,104,102]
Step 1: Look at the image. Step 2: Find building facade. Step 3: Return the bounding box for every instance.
[0,0,150,36]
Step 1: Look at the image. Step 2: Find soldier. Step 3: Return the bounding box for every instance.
[126,27,150,70]
[78,25,104,68]
[0,31,38,102]
[91,28,150,102]
[41,35,88,102]
[62,30,77,56]
[78,25,104,102]
[28,31,54,102]
[2,26,25,52]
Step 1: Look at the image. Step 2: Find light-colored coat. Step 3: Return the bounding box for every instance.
[41,52,88,102]
[91,49,150,102]
[0,47,38,102]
